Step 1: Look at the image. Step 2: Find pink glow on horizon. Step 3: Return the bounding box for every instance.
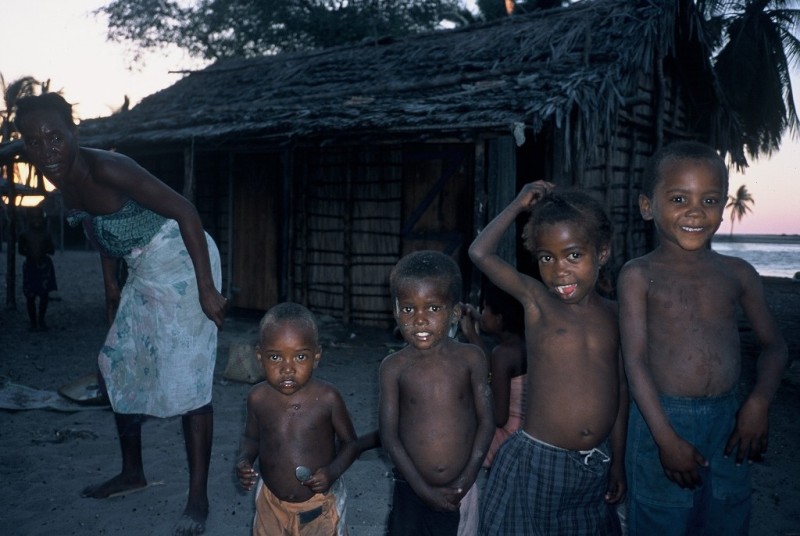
[727,145,800,236]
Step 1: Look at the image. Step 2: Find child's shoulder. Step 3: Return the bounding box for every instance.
[441,338,488,376]
[679,250,760,287]
[449,337,486,360]
[619,252,654,273]
[247,381,274,399]
[380,346,411,369]
[618,249,677,283]
[712,250,760,280]
[307,377,345,399]
[245,381,277,409]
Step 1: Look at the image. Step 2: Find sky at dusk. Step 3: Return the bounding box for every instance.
[4,0,799,235]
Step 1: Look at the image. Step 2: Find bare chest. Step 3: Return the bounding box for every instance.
[60,176,124,214]
[532,301,617,356]
[398,363,472,405]
[647,270,740,323]
[259,398,332,440]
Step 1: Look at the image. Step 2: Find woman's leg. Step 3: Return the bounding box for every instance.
[174,404,213,535]
[81,413,147,498]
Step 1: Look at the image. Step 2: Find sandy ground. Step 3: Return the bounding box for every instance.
[1,248,798,535]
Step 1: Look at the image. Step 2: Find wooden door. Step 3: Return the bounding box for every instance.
[400,143,474,297]
[231,154,280,310]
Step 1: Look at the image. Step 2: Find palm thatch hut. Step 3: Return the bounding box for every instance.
[78,0,745,327]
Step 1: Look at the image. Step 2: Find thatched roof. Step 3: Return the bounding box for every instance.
[79,0,742,160]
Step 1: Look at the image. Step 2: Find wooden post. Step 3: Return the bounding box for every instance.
[626,130,638,260]
[654,43,665,151]
[300,154,310,307]
[183,138,196,202]
[226,153,235,301]
[470,140,486,305]
[4,162,17,310]
[343,154,353,325]
[281,146,293,302]
[489,137,517,265]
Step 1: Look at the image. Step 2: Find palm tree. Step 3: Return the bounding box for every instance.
[697,0,800,160]
[726,184,755,235]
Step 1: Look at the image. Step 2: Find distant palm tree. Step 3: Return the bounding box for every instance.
[726,184,755,235]
[1,75,46,139]
[698,0,800,160]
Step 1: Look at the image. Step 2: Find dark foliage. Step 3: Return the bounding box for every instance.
[98,0,472,59]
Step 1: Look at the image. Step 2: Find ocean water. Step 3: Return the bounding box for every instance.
[712,235,800,279]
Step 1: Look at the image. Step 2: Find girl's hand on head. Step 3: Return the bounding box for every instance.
[517,180,555,209]
[235,459,258,490]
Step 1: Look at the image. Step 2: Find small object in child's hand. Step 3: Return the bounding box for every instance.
[295,465,312,482]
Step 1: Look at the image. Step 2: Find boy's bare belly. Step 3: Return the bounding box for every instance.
[524,373,618,452]
[398,405,476,486]
[259,459,319,503]
[648,338,741,397]
[257,418,338,502]
[646,313,742,397]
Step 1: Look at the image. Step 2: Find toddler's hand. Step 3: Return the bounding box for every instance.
[303,467,333,494]
[236,459,258,491]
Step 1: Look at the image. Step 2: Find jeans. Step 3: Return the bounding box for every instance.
[626,392,751,536]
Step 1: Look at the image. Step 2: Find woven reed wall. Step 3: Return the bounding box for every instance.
[291,145,403,327]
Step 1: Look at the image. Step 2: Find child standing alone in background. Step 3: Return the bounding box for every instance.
[618,141,787,535]
[236,302,359,535]
[459,281,527,470]
[470,182,627,535]
[18,206,58,331]
[380,250,494,535]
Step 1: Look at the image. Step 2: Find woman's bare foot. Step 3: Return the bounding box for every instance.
[173,507,208,535]
[80,473,147,498]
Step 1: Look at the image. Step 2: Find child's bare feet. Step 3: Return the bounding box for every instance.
[80,473,147,498]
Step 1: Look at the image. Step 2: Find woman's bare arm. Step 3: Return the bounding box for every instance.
[92,151,226,327]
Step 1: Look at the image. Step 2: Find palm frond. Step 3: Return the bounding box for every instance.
[3,76,40,111]
[712,1,800,157]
